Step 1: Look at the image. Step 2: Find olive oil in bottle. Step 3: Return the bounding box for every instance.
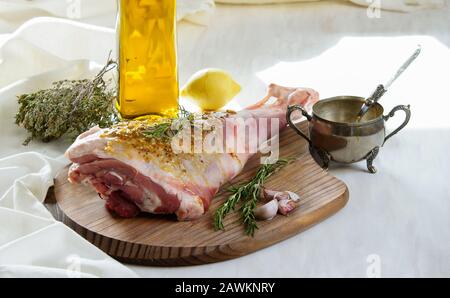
[117,0,178,119]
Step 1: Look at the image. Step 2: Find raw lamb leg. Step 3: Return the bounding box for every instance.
[65,84,319,220]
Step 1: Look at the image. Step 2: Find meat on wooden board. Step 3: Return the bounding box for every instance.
[65,84,319,220]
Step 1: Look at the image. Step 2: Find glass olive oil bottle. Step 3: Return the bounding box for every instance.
[117,0,178,119]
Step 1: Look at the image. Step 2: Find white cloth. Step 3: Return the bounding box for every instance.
[0,18,139,277]
[0,0,215,32]
[348,0,445,12]
[217,0,445,12]
[0,0,444,34]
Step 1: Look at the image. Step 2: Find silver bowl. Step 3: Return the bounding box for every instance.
[287,96,411,173]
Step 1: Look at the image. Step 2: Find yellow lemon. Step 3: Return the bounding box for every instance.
[180,68,241,111]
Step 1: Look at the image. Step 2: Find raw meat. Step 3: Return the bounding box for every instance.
[65,84,318,220]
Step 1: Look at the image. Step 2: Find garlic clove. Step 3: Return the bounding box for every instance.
[273,191,290,201]
[278,199,296,216]
[258,189,301,217]
[260,187,279,200]
[286,191,301,202]
[264,189,300,202]
[254,199,278,220]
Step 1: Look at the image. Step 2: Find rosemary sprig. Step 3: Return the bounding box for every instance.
[141,105,193,140]
[214,158,289,236]
[141,121,174,140]
[240,184,260,236]
[178,105,192,119]
[214,184,246,232]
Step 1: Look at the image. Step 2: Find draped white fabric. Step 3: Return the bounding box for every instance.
[0,0,215,32]
[0,18,137,278]
[0,0,444,33]
[217,0,444,12]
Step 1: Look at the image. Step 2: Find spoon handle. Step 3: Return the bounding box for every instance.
[370,45,421,104]
[367,84,387,105]
[385,45,421,89]
[357,84,387,117]
[358,45,421,118]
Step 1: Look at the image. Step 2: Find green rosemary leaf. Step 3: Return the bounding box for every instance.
[140,105,194,141]
[141,121,174,140]
[214,158,290,236]
[241,184,260,236]
[214,188,244,231]
[178,105,191,119]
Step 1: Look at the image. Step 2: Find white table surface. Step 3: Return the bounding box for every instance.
[125,1,450,277]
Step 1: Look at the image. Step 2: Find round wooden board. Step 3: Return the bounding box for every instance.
[49,122,349,266]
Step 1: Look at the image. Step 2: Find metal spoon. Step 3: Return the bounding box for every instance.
[357,45,422,119]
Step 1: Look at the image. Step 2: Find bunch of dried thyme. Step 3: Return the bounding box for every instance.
[15,60,119,145]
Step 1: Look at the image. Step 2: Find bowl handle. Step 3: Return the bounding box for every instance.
[286,104,312,145]
[383,105,411,144]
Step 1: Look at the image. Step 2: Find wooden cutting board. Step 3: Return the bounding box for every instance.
[47,121,349,266]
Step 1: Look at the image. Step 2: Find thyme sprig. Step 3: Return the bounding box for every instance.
[15,59,118,145]
[214,158,289,236]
